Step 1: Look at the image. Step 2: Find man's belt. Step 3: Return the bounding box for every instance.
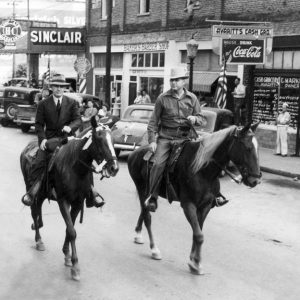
[161,125,190,132]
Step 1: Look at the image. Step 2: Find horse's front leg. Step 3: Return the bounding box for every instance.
[58,199,80,281]
[31,197,45,251]
[182,202,204,275]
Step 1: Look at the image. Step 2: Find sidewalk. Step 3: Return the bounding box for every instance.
[259,147,300,179]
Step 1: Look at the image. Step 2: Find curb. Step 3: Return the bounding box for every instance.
[261,166,300,179]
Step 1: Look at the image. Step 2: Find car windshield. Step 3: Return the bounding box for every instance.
[124,109,153,121]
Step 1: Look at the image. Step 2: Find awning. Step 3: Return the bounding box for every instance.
[192,72,219,93]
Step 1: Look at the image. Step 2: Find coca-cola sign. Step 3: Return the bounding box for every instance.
[222,39,265,64]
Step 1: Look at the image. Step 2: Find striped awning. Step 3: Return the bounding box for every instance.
[192,72,219,93]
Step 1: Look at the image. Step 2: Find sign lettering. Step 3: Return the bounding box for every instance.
[222,39,265,64]
[124,42,169,52]
[212,25,273,37]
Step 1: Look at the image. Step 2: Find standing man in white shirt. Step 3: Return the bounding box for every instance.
[232,77,246,125]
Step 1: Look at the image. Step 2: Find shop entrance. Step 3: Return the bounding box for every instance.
[140,77,164,103]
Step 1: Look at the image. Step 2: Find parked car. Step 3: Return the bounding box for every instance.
[13,92,102,133]
[111,103,233,157]
[0,86,40,127]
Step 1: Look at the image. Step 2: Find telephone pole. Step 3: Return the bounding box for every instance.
[105,0,112,109]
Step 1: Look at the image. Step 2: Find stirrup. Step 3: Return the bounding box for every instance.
[93,192,105,208]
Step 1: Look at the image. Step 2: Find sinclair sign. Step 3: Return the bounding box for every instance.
[28,27,85,53]
[222,39,265,65]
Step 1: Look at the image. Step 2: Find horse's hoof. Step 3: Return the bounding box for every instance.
[64,256,72,267]
[71,267,80,281]
[188,260,204,275]
[36,240,45,251]
[134,234,144,244]
[151,247,162,260]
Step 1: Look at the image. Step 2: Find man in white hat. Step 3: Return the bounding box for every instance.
[144,67,212,212]
[22,74,82,206]
[275,102,291,157]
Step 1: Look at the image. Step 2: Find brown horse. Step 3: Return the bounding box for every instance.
[127,123,261,275]
[20,117,119,281]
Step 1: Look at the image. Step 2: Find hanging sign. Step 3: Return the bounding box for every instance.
[0,19,22,49]
[212,25,273,38]
[74,57,91,76]
[222,39,265,65]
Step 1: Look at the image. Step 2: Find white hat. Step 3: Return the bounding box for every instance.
[170,67,189,80]
[282,102,288,108]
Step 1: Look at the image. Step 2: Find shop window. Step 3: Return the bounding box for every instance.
[152,53,159,67]
[130,76,137,81]
[140,77,164,102]
[159,53,165,67]
[94,53,123,68]
[145,53,151,67]
[131,54,137,67]
[116,75,122,81]
[293,52,300,69]
[283,51,293,69]
[138,53,144,67]
[139,0,150,14]
[273,51,283,69]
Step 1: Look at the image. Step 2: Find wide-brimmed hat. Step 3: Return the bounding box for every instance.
[49,74,70,86]
[282,102,289,108]
[170,67,189,80]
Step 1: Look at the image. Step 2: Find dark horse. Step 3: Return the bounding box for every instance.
[20,118,119,281]
[127,123,261,275]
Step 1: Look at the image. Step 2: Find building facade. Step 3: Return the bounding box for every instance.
[86,0,300,154]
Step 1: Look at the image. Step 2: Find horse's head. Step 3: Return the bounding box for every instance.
[83,117,119,177]
[229,122,261,188]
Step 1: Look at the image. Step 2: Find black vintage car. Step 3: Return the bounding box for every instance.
[0,86,40,127]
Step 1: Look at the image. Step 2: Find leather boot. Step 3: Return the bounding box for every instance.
[215,194,229,207]
[22,180,42,206]
[144,195,158,212]
[91,186,105,208]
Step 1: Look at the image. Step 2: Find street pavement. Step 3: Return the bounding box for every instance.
[0,125,300,300]
[259,147,300,179]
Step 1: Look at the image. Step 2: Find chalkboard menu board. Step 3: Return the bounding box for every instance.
[252,74,300,129]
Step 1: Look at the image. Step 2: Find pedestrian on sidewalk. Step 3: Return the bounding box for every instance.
[275,102,291,157]
[232,77,246,126]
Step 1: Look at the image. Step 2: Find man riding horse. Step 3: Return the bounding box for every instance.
[145,67,228,212]
[21,73,104,208]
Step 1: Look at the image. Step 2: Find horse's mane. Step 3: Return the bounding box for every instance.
[55,138,86,174]
[191,126,236,174]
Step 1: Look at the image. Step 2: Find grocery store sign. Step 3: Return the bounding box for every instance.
[222,39,265,65]
[212,25,273,38]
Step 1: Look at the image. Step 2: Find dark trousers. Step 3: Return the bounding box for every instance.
[233,97,244,126]
[28,149,49,187]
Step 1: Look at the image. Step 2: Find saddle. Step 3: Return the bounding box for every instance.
[143,140,189,203]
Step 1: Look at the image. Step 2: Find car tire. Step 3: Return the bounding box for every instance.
[6,104,16,120]
[21,124,31,133]
[114,149,120,158]
[1,118,10,127]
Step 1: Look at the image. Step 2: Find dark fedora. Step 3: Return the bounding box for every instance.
[49,74,70,86]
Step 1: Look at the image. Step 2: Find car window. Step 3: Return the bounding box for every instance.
[0,90,4,97]
[127,109,153,120]
[7,91,25,99]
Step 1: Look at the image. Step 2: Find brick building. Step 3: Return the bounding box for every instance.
[86,0,300,154]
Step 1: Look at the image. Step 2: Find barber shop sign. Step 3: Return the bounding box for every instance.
[222,39,265,64]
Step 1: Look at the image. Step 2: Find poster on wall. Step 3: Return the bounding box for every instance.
[222,39,265,65]
[252,73,300,129]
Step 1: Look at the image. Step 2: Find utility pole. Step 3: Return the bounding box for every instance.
[105,0,112,109]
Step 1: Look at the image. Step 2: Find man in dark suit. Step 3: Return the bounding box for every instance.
[22,74,82,206]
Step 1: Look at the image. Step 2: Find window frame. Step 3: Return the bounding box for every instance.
[139,0,150,15]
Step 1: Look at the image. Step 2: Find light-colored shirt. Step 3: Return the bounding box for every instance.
[53,96,62,106]
[233,84,246,98]
[277,111,291,126]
